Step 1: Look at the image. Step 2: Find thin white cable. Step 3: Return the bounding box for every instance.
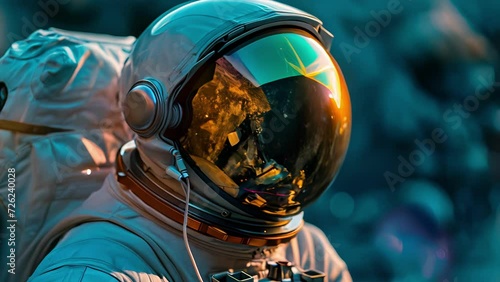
[180,178,204,282]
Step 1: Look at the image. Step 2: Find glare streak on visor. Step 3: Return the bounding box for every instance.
[181,32,351,216]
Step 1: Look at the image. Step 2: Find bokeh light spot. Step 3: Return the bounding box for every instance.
[329,192,355,219]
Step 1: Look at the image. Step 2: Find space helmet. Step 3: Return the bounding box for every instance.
[119,0,351,246]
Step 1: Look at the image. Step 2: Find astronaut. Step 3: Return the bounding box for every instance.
[27,1,352,281]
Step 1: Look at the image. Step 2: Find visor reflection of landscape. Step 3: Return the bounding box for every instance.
[181,32,351,216]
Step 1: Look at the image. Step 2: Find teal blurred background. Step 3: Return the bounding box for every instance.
[1,0,499,281]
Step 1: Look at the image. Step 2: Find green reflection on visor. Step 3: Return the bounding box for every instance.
[225,32,342,108]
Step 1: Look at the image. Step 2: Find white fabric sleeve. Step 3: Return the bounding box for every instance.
[285,223,353,282]
[29,266,120,282]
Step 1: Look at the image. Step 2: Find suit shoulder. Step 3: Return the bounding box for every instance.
[30,222,165,281]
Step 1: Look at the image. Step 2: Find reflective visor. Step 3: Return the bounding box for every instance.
[180,32,351,216]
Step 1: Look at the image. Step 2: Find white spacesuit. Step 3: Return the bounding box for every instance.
[24,1,353,281]
[0,29,133,282]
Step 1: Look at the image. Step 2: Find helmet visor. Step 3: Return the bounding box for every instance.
[179,32,351,216]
